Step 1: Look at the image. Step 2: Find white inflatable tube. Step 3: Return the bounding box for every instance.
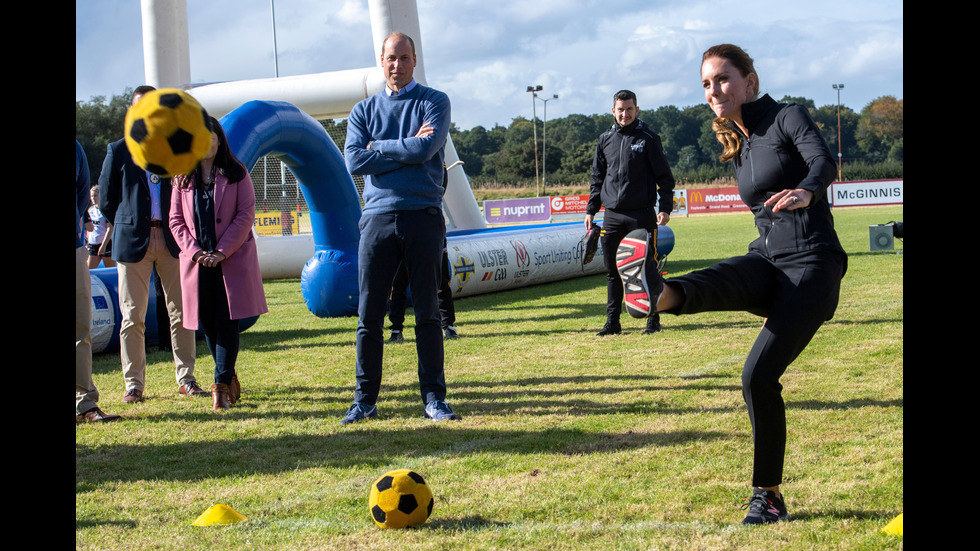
[223,100,674,317]
[445,223,608,298]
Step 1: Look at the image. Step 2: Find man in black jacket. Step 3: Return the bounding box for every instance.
[585,90,675,336]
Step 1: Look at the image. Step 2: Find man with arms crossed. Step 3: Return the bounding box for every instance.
[341,32,460,424]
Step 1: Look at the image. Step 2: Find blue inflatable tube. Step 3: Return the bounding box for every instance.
[88,267,258,354]
[89,267,130,353]
[217,100,676,318]
[220,101,361,317]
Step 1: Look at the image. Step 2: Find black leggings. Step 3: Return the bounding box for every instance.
[199,265,240,386]
[668,249,847,487]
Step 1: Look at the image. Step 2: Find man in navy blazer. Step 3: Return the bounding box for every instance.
[99,86,203,403]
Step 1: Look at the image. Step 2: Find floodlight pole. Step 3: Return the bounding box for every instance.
[536,93,558,196]
[270,0,280,77]
[526,85,542,195]
[833,83,844,181]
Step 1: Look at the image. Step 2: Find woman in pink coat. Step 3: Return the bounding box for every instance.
[170,116,268,411]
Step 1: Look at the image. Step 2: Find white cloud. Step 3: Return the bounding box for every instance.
[77,0,903,127]
[335,0,369,26]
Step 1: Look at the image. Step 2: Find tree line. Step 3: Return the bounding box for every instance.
[76,91,902,189]
[450,95,902,187]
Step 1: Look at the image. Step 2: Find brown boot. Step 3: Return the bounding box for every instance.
[211,383,231,411]
[229,375,240,405]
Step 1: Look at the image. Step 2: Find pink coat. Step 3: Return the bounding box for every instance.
[169,171,268,330]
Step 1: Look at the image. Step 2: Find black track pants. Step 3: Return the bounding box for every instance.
[668,249,847,487]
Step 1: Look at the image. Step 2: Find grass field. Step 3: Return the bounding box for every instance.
[77,205,903,550]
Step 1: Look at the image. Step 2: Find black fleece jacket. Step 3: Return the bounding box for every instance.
[732,94,845,257]
[587,119,675,216]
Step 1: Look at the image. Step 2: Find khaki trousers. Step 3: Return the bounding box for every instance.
[117,227,196,392]
[76,246,99,415]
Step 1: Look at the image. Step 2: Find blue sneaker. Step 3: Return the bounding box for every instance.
[741,488,790,524]
[339,402,377,425]
[424,400,461,421]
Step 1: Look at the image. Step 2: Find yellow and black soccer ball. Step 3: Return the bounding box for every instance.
[368,469,434,529]
[124,88,212,177]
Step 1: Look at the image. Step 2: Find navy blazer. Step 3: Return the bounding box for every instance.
[98,139,181,263]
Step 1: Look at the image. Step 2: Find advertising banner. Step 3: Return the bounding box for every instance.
[254,211,297,236]
[672,189,688,217]
[829,180,903,207]
[550,194,592,215]
[683,180,904,212]
[546,193,685,216]
[686,187,748,213]
[484,197,552,224]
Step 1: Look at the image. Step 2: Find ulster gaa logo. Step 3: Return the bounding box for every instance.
[512,240,529,268]
[511,240,531,282]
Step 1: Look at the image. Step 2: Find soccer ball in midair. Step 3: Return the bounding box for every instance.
[124,88,212,177]
[368,469,434,529]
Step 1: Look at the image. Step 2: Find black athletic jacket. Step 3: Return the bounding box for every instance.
[732,94,845,258]
[587,119,675,216]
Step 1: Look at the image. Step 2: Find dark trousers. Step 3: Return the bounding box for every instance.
[388,243,455,331]
[198,265,240,386]
[600,208,659,320]
[355,209,447,405]
[669,249,847,487]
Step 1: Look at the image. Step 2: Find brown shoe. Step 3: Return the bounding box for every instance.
[229,375,241,405]
[76,407,122,422]
[211,383,231,411]
[179,381,209,397]
[122,388,144,403]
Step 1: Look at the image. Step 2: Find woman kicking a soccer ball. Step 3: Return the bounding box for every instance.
[617,43,847,525]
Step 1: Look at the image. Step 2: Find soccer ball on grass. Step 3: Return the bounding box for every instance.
[368,469,434,529]
[124,88,212,177]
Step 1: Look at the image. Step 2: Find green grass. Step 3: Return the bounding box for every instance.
[77,206,903,550]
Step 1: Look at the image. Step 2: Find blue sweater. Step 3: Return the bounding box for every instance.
[345,84,451,215]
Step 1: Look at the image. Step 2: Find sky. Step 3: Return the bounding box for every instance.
[76,0,903,131]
